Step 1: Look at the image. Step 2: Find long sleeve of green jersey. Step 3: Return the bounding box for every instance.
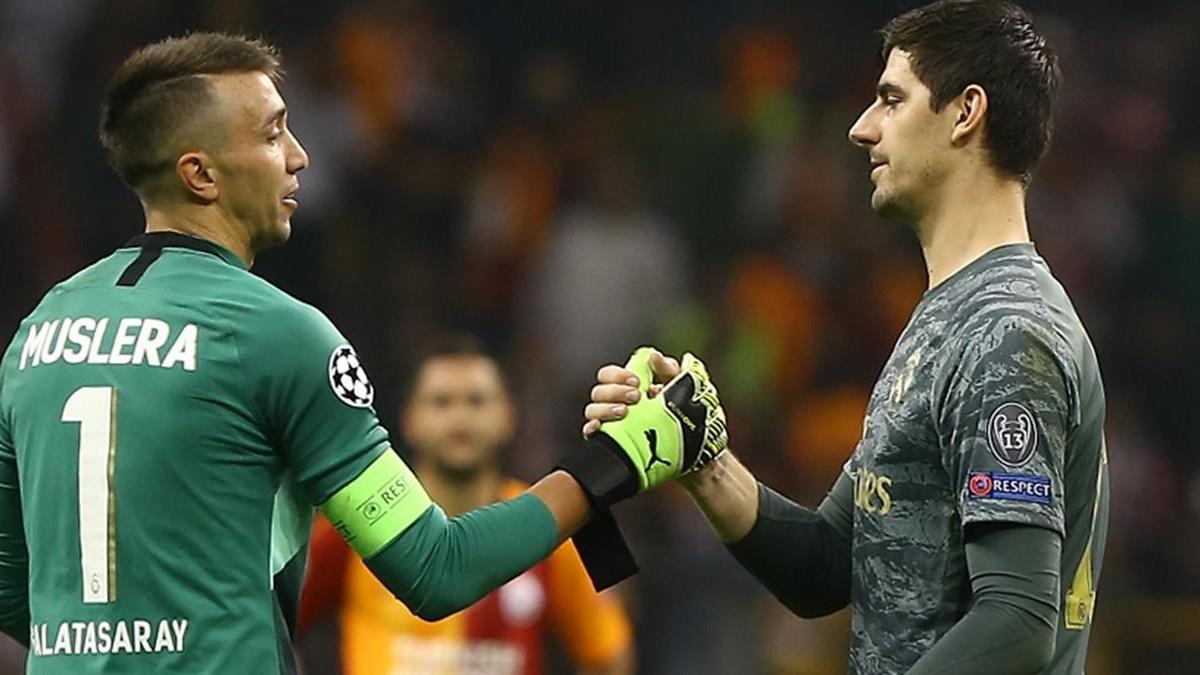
[0,373,29,644]
[238,298,558,618]
[364,494,559,621]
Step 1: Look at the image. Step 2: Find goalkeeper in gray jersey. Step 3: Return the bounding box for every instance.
[584,1,1108,674]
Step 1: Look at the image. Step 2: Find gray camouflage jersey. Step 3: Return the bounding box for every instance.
[848,243,1109,674]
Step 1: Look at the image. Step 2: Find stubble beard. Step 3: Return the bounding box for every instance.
[254,217,291,251]
[869,170,927,227]
[871,184,909,222]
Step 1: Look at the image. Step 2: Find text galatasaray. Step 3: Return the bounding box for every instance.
[30,618,189,657]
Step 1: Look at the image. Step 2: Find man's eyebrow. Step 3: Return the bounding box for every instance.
[876,82,905,98]
[260,106,286,130]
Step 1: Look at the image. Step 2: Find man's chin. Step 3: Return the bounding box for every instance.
[870,189,910,222]
[255,221,292,251]
[431,460,489,484]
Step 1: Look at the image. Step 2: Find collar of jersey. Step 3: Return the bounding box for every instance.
[921,241,1037,302]
[123,232,248,270]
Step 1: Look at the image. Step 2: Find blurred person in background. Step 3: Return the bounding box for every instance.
[584,1,1108,674]
[524,133,687,401]
[300,335,634,675]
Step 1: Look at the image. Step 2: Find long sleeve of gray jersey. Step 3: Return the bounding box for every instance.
[904,524,1060,674]
[725,472,854,618]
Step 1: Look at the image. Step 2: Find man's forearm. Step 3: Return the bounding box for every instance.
[529,470,593,542]
[363,471,593,622]
[320,448,597,622]
[726,481,852,618]
[684,453,854,618]
[367,494,561,621]
[678,452,761,542]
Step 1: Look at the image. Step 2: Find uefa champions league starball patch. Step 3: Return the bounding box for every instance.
[987,402,1037,467]
[328,344,374,408]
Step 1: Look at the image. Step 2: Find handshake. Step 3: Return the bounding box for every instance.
[558,347,730,509]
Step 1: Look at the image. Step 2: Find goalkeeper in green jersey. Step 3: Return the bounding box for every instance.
[0,33,727,675]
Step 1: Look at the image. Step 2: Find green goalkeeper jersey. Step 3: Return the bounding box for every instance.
[0,232,432,674]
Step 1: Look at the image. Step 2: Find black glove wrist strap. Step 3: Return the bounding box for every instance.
[556,435,640,508]
[556,435,641,591]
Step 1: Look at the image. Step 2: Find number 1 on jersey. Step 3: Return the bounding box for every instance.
[62,386,117,604]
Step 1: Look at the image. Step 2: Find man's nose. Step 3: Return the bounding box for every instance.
[287,133,309,173]
[848,107,878,148]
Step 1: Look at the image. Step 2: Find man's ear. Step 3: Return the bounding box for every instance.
[176,151,219,203]
[950,84,988,146]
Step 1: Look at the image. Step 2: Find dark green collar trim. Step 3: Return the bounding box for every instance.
[123,232,248,270]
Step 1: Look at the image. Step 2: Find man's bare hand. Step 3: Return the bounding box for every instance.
[582,349,681,438]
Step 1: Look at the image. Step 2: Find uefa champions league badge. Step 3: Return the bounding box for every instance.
[987,402,1038,467]
[328,344,375,408]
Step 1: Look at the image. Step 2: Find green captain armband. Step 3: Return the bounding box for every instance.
[319,450,434,559]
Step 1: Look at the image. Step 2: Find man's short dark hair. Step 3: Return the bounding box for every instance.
[402,333,504,402]
[99,32,283,190]
[881,0,1060,183]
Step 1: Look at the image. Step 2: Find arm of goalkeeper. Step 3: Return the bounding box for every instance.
[325,348,730,616]
[581,348,854,618]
